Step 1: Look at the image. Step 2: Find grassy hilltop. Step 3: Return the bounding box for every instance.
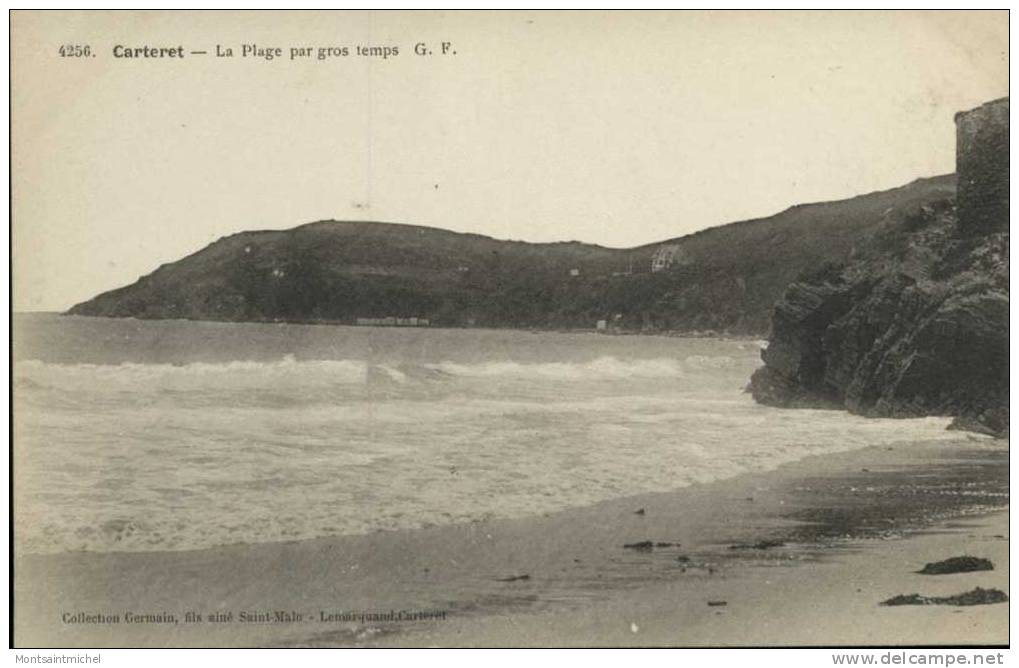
[69,174,955,335]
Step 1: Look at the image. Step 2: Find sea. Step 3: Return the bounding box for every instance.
[13,313,966,556]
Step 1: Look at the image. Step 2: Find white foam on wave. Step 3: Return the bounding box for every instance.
[424,355,739,380]
[684,355,737,369]
[14,387,978,556]
[15,355,370,389]
[16,337,982,557]
[15,354,746,393]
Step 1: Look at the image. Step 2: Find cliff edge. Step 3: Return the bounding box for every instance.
[750,98,1009,437]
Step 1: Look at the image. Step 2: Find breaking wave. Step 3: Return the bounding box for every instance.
[15,354,739,391]
[13,317,980,556]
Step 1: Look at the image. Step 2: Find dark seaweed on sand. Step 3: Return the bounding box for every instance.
[916,556,993,575]
[881,587,1008,607]
[729,539,785,550]
[495,574,531,582]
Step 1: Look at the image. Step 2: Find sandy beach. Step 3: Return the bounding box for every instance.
[14,434,1007,648]
[409,503,1009,648]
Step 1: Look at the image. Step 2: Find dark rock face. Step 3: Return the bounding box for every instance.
[750,99,1009,437]
[956,98,1009,236]
[750,204,1008,436]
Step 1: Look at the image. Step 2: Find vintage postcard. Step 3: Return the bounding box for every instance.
[10,10,1009,649]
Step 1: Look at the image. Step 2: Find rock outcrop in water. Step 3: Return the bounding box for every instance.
[750,99,1009,437]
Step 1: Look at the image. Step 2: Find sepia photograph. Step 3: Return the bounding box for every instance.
[9,9,1010,651]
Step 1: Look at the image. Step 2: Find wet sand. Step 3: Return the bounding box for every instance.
[406,510,1009,647]
[14,435,1008,648]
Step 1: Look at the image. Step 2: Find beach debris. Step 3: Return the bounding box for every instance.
[917,556,993,575]
[495,574,531,582]
[676,555,690,562]
[707,601,727,607]
[630,623,639,634]
[729,539,785,550]
[634,508,646,515]
[881,588,1008,607]
[622,540,679,551]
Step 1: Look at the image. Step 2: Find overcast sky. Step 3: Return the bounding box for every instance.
[12,10,1008,311]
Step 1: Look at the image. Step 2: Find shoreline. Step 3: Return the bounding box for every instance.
[19,311,767,341]
[14,435,1007,648]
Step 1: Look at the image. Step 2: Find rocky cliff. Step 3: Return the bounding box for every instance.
[750,99,1009,437]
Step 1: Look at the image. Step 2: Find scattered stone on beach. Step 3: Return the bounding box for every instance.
[881,588,1009,607]
[917,556,994,575]
[623,541,655,552]
[655,542,677,548]
[495,574,531,582]
[634,508,646,515]
[729,539,785,550]
[676,555,690,562]
[707,601,727,607]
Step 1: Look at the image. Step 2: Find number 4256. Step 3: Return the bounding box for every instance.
[58,44,93,57]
